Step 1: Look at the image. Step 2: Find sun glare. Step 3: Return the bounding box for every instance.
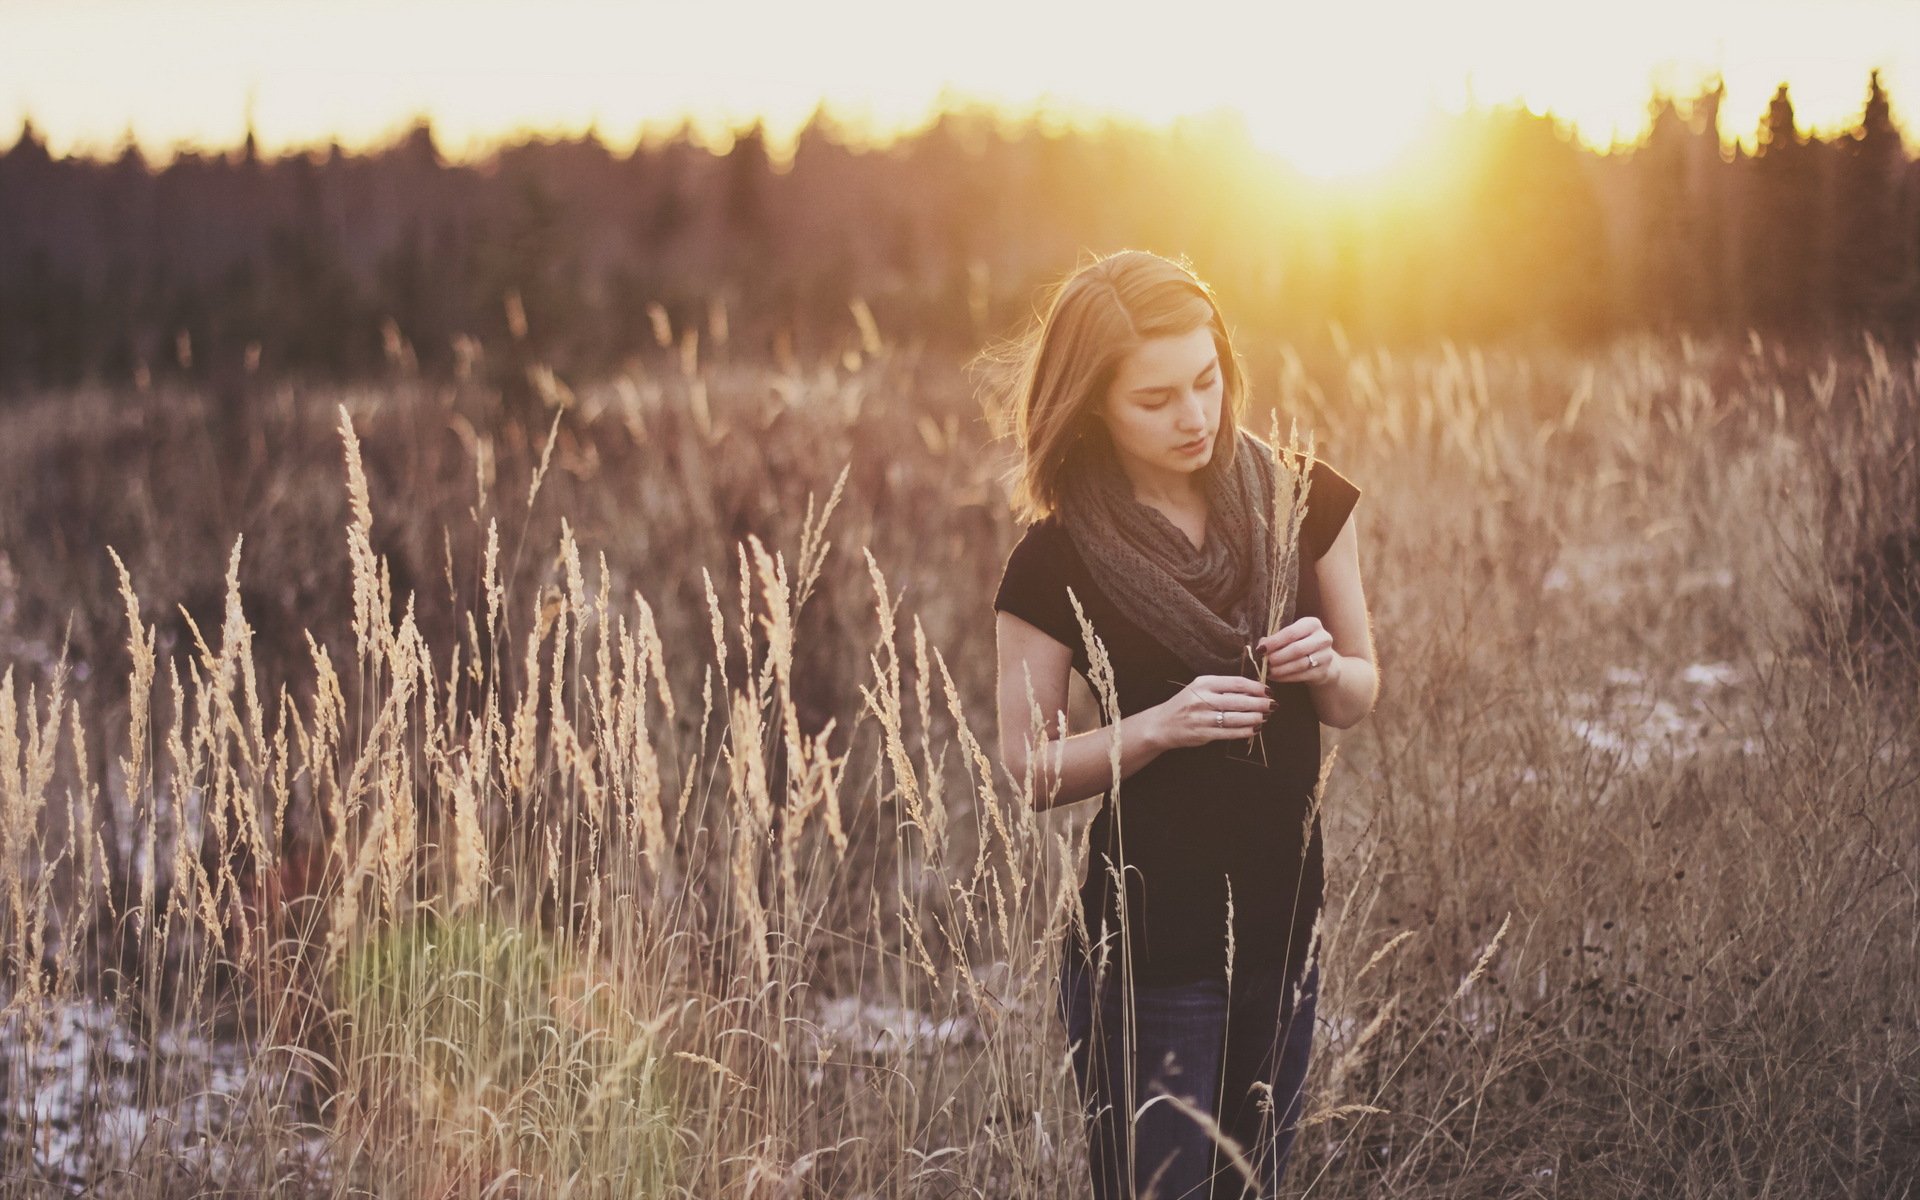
[0,0,1911,170]
[1244,106,1431,183]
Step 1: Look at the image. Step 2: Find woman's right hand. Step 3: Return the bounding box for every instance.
[1151,675,1274,750]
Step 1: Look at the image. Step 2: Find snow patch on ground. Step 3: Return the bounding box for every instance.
[811,995,979,1057]
[0,996,326,1194]
[1563,661,1758,772]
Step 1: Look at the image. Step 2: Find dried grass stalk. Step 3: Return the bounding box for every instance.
[1240,412,1317,764]
[1262,409,1317,648]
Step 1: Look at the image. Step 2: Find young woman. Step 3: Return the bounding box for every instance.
[990,250,1378,1199]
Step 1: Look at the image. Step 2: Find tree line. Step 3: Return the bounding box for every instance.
[0,72,1913,393]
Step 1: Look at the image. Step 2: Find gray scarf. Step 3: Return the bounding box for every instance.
[1057,424,1294,677]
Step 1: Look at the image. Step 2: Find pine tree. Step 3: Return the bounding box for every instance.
[1744,83,1818,330]
[1834,70,1910,323]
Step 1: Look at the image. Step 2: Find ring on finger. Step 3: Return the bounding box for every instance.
[1214,709,1224,728]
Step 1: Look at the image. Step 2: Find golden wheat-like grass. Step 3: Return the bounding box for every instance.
[0,332,1911,1197]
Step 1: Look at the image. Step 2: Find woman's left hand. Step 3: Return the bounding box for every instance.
[1256,618,1341,686]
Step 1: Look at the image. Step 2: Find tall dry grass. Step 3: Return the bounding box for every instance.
[0,327,1914,1197]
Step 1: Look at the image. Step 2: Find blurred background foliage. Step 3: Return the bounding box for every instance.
[0,73,1913,396]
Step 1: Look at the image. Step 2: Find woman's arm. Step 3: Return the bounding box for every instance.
[995,613,1272,808]
[1261,512,1379,729]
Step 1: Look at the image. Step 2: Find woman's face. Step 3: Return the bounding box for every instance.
[1096,323,1224,485]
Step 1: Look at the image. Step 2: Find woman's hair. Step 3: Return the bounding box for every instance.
[980,249,1249,524]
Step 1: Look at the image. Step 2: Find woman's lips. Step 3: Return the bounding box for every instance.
[1175,435,1208,454]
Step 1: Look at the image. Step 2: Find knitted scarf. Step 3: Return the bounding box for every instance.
[1056,424,1293,678]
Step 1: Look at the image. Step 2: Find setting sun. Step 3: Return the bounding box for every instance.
[1248,110,1429,182]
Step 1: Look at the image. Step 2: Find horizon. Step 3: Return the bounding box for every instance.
[4,0,1914,181]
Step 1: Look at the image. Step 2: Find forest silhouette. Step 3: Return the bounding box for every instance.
[0,72,1912,393]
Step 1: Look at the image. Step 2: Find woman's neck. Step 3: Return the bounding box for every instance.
[1118,458,1208,556]
[1116,455,1205,513]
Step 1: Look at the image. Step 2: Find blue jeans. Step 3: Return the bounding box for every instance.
[1058,946,1318,1200]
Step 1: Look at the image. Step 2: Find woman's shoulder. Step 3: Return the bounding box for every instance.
[1307,456,1359,501]
[1302,455,1361,562]
[994,514,1088,647]
[1240,428,1358,499]
[1012,511,1068,546]
[1000,513,1078,581]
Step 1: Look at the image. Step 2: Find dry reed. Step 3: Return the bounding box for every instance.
[0,329,1910,1198]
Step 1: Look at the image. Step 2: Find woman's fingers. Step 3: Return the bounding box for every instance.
[1206,710,1264,739]
[1208,690,1274,711]
[1206,709,1265,726]
[1255,618,1321,658]
[1172,675,1273,745]
[1267,631,1333,674]
[1199,692,1269,738]
[1193,678,1274,713]
[1196,673,1272,697]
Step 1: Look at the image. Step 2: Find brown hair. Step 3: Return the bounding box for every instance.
[980,249,1249,524]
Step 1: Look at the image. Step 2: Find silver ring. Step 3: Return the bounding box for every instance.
[1214,710,1224,728]
[1308,652,1318,668]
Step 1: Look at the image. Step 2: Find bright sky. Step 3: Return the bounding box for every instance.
[2,0,1913,178]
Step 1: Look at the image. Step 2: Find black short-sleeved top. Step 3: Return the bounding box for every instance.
[994,457,1361,986]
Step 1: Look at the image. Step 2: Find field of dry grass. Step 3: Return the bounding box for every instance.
[0,328,1914,1197]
